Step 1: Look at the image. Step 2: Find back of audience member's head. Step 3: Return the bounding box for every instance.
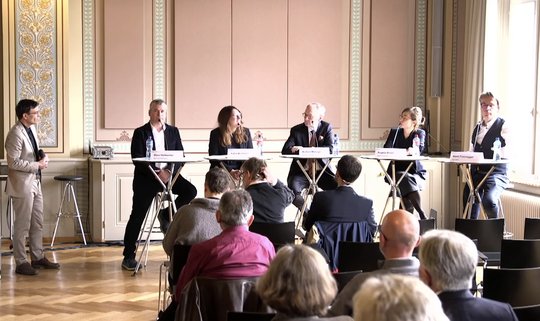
[337,155,362,184]
[241,157,267,182]
[418,229,477,292]
[205,167,233,194]
[218,190,253,227]
[257,244,337,317]
[353,274,449,321]
[379,209,420,258]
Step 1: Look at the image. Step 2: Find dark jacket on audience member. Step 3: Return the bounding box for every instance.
[438,289,518,321]
[246,181,294,223]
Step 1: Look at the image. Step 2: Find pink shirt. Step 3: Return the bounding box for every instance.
[176,225,275,298]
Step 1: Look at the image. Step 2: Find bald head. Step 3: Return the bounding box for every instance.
[379,210,420,259]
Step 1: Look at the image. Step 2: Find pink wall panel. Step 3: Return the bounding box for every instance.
[175,0,232,129]
[232,0,288,129]
[288,0,350,131]
[103,0,148,129]
[369,0,415,129]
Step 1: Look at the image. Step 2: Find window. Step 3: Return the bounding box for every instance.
[484,0,540,186]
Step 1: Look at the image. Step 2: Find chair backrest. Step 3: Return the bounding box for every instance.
[333,270,363,293]
[176,277,270,321]
[227,312,276,321]
[172,244,192,285]
[419,218,436,235]
[500,239,540,268]
[315,221,374,271]
[483,267,540,307]
[524,218,540,239]
[338,241,384,273]
[513,304,540,321]
[454,218,504,265]
[249,221,295,246]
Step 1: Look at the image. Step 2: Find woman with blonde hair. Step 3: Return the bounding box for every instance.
[257,244,352,321]
[383,106,427,219]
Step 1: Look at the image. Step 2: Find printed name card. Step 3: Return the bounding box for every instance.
[299,147,330,157]
[227,148,258,157]
[375,148,408,158]
[450,151,484,162]
[151,150,185,161]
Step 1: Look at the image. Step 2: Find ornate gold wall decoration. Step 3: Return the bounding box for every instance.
[15,0,57,147]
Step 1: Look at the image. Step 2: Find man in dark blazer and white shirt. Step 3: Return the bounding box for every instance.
[303,155,376,235]
[5,99,60,275]
[122,99,197,270]
[419,229,518,321]
[281,102,337,211]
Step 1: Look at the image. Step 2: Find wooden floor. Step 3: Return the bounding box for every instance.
[0,241,167,321]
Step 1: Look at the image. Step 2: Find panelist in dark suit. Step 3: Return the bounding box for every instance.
[383,106,427,219]
[281,102,337,210]
[303,155,376,235]
[462,92,509,219]
[208,105,253,173]
[5,99,60,275]
[122,99,197,271]
[419,229,518,321]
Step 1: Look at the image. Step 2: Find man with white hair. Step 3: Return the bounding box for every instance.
[419,229,518,321]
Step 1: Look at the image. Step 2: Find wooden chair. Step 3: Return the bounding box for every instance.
[249,221,295,246]
[500,239,540,268]
[227,312,276,321]
[419,218,436,235]
[333,270,363,293]
[337,241,384,273]
[513,304,540,321]
[524,218,540,239]
[483,267,540,307]
[454,218,504,266]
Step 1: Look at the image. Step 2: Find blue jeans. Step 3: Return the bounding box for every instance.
[463,172,508,219]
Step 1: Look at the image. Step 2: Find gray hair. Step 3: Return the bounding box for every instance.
[419,229,477,291]
[218,190,253,226]
[353,274,449,321]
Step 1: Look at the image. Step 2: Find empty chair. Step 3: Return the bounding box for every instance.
[419,218,436,235]
[500,239,540,268]
[524,217,540,239]
[333,270,363,293]
[249,221,295,247]
[513,304,540,321]
[483,267,540,307]
[454,218,504,266]
[338,241,384,273]
[227,312,276,321]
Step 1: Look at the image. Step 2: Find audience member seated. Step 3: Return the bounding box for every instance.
[352,274,449,321]
[162,168,231,279]
[241,157,294,223]
[419,229,518,321]
[257,244,353,321]
[158,190,275,321]
[328,209,420,317]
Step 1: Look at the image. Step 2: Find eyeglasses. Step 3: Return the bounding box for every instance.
[399,114,411,120]
[26,110,40,116]
[378,226,390,241]
[302,113,314,119]
[480,103,495,109]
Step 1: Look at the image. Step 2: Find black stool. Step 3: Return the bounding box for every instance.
[51,175,87,246]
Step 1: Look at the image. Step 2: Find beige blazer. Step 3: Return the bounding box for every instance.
[5,121,40,197]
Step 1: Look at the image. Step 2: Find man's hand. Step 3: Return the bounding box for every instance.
[291,146,302,153]
[38,155,49,169]
[262,167,277,186]
[157,169,171,183]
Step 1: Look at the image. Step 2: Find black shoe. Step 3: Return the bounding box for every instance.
[16,262,38,275]
[31,257,60,269]
[122,257,138,271]
[158,209,170,234]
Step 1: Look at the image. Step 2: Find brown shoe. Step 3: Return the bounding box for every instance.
[31,257,60,269]
[16,262,38,275]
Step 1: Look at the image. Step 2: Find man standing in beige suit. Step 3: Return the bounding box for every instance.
[5,99,60,275]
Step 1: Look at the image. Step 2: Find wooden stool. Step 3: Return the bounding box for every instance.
[51,175,87,246]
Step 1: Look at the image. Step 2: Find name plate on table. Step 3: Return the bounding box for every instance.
[227,148,258,157]
[299,147,330,157]
[151,150,185,161]
[375,148,408,158]
[450,151,484,162]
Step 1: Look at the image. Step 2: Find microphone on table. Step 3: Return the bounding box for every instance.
[391,124,400,148]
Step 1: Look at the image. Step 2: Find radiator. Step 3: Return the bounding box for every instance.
[501,191,540,239]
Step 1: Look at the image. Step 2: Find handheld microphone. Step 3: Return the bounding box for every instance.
[37,149,46,160]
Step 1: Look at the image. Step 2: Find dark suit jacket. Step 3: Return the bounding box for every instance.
[281,121,336,179]
[304,186,377,234]
[439,290,518,321]
[131,122,184,194]
[208,127,253,170]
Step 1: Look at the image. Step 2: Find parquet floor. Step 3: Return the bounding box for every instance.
[0,242,167,321]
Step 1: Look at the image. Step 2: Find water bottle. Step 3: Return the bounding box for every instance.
[332,133,340,155]
[255,131,264,156]
[412,134,421,156]
[145,136,153,159]
[492,137,502,160]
